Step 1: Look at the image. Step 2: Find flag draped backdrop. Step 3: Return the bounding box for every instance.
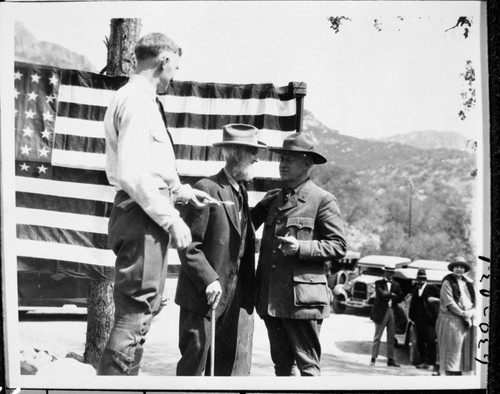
[13,61,298,282]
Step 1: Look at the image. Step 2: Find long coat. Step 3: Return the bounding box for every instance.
[408,283,440,327]
[175,170,255,317]
[370,279,403,324]
[251,179,347,320]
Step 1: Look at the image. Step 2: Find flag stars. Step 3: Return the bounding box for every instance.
[20,145,32,156]
[39,146,50,158]
[20,163,30,172]
[25,109,36,119]
[41,129,52,140]
[23,126,34,137]
[27,91,38,102]
[31,73,41,83]
[49,74,59,86]
[38,164,48,174]
[14,70,22,80]
[14,89,20,99]
[43,111,54,122]
[46,94,56,104]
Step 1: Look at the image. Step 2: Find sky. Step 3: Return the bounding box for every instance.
[6,1,485,141]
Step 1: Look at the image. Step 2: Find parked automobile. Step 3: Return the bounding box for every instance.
[331,255,411,314]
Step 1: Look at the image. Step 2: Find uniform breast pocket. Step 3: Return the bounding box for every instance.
[286,217,314,241]
[293,272,329,307]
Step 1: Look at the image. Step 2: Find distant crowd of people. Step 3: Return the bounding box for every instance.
[96,31,475,377]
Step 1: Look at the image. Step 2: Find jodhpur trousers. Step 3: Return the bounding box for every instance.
[97,192,170,375]
[263,316,323,376]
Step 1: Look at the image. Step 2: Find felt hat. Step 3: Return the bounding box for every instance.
[213,124,267,148]
[269,133,327,164]
[447,256,471,273]
[384,266,395,273]
[416,268,427,280]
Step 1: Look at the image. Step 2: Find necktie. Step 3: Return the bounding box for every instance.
[237,181,247,211]
[156,97,175,148]
[283,185,293,204]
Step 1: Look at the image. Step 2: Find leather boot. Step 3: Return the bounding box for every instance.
[97,347,142,376]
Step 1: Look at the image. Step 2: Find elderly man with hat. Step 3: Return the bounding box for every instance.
[408,268,440,372]
[175,124,266,376]
[251,132,347,376]
[435,256,476,376]
[369,265,404,367]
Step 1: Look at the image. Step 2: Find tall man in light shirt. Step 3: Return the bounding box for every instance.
[97,32,217,376]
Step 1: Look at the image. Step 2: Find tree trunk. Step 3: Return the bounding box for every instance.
[83,18,142,368]
[106,18,142,76]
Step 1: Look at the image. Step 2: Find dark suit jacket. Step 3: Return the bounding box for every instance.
[251,179,346,320]
[409,283,440,326]
[175,170,255,317]
[370,279,403,324]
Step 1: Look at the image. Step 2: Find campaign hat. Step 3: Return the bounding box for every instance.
[269,133,327,164]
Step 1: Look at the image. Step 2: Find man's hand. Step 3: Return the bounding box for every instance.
[206,280,222,309]
[277,234,299,256]
[168,220,192,249]
[189,189,219,208]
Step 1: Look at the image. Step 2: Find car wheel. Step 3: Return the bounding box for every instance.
[332,295,346,314]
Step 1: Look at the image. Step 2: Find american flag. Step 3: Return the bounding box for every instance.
[14,61,299,280]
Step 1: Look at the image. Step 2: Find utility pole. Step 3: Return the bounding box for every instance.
[83,18,142,368]
[407,177,414,238]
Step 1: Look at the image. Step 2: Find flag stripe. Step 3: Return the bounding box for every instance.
[16,207,109,233]
[17,224,108,250]
[16,165,111,186]
[16,191,111,216]
[16,239,116,267]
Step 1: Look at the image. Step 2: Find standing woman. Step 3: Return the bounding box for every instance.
[435,256,476,376]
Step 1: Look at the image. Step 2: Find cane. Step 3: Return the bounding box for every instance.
[210,306,216,376]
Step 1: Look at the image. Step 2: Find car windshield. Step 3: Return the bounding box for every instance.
[359,266,385,276]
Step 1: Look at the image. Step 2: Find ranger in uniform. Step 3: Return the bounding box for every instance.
[251,132,347,376]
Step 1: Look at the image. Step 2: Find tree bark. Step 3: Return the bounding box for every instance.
[106,18,142,76]
[83,18,142,369]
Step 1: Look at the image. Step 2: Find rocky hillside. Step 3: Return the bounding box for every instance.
[378,130,471,151]
[14,21,98,72]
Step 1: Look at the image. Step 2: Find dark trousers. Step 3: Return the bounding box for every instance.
[97,193,169,375]
[263,316,322,376]
[177,284,254,376]
[415,323,437,365]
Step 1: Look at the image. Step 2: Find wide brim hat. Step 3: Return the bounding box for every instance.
[213,123,267,148]
[269,132,327,164]
[447,256,471,272]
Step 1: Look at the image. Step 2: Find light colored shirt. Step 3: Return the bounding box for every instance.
[104,74,191,232]
[418,282,427,297]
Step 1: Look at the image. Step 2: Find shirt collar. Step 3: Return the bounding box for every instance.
[285,177,309,195]
[223,167,240,192]
[130,74,157,99]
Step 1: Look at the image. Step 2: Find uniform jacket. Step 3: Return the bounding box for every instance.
[408,283,440,326]
[251,179,347,320]
[370,279,403,324]
[175,170,255,317]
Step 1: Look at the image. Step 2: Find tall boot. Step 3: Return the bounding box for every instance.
[97,347,142,376]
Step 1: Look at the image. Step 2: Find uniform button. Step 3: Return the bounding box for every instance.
[309,277,314,282]
[297,224,302,229]
[272,265,276,269]
[272,250,277,254]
